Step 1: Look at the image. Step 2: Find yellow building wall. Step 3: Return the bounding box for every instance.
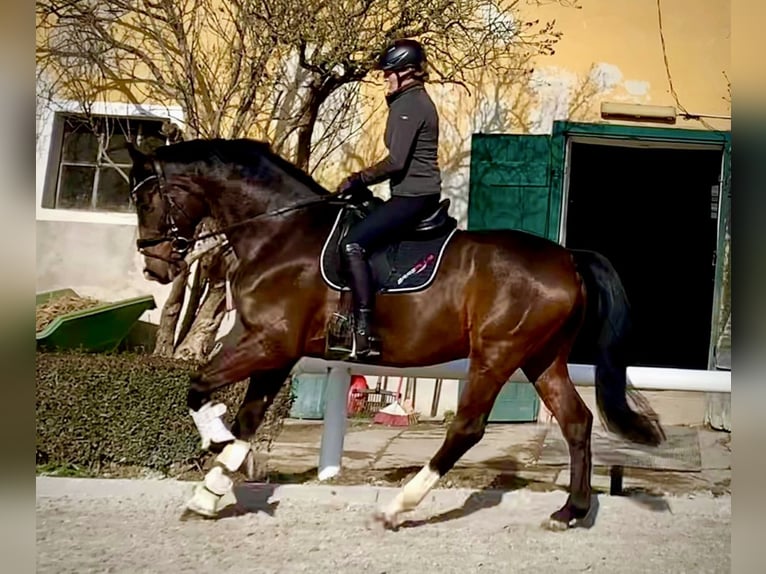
[528,0,730,128]
[38,0,731,224]
[333,0,730,224]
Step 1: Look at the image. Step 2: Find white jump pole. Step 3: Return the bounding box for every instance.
[561,364,731,393]
[317,366,352,481]
[297,357,731,393]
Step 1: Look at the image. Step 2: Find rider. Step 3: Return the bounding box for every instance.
[337,38,443,359]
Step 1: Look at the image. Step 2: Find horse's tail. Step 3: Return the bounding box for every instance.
[570,249,666,446]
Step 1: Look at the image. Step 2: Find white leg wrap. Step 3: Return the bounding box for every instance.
[203,466,233,496]
[189,402,236,450]
[215,440,251,473]
[386,465,441,517]
[186,483,220,518]
[185,468,238,518]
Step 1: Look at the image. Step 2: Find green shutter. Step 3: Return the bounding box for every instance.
[458,379,540,423]
[467,133,560,241]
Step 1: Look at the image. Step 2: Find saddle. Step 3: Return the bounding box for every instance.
[320,193,459,360]
[320,195,458,294]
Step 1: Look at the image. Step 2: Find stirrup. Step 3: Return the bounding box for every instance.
[351,330,381,360]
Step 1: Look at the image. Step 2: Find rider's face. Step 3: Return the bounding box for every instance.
[384,71,398,95]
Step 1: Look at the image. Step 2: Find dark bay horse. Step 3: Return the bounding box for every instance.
[126,138,665,530]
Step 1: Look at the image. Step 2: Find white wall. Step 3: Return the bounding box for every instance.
[36,219,171,325]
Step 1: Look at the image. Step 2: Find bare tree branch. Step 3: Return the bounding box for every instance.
[37,0,577,362]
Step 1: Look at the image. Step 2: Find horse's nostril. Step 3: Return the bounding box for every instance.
[143,268,160,281]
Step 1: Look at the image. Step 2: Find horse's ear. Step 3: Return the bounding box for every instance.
[125,140,147,164]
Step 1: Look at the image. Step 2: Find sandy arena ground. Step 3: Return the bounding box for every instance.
[36,476,730,574]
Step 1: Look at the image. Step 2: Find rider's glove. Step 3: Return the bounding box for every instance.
[336,173,368,202]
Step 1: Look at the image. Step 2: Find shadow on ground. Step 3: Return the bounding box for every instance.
[228,483,281,517]
[236,463,674,512]
[394,491,606,531]
[395,488,506,529]
[381,487,670,532]
[619,488,673,513]
[178,463,673,527]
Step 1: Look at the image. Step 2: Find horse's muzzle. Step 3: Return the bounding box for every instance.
[143,268,166,283]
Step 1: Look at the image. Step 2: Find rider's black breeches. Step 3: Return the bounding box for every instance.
[340,193,441,255]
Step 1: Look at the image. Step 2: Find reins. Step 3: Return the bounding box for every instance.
[131,169,347,254]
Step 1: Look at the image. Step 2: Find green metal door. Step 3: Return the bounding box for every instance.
[467,133,562,240]
[458,380,540,423]
[466,132,564,422]
[289,373,330,420]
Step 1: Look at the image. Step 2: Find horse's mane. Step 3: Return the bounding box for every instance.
[153,138,330,196]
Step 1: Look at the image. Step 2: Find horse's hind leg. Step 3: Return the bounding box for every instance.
[375,351,519,529]
[229,367,294,479]
[524,351,593,530]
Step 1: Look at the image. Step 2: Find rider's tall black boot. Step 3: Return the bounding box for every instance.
[343,242,380,359]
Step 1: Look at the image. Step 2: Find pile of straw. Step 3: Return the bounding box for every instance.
[36,295,102,333]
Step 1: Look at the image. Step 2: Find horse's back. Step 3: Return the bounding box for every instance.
[443,227,581,308]
[450,227,573,270]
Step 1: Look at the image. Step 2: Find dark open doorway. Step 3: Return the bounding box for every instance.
[564,140,722,370]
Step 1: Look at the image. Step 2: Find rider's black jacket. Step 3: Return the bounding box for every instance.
[358,82,442,198]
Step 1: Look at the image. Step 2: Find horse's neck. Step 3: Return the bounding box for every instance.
[199,164,336,264]
[212,195,338,264]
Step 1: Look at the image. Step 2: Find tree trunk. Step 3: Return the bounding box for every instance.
[153,268,189,357]
[705,313,731,431]
[157,218,229,362]
[704,393,731,432]
[294,83,333,171]
[704,228,731,431]
[176,260,204,346]
[173,247,231,363]
[173,287,227,363]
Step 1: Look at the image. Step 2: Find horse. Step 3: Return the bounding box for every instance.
[125,137,665,530]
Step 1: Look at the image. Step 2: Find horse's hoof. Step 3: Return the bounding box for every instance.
[185,501,219,519]
[542,504,589,531]
[372,509,399,531]
[541,517,571,531]
[184,484,221,519]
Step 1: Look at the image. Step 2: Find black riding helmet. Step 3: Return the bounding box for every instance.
[376,39,426,72]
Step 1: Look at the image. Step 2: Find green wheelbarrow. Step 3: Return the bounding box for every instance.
[36,289,156,353]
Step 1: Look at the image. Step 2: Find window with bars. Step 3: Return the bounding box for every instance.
[42,112,169,212]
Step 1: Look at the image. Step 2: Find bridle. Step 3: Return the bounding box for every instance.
[130,159,348,262]
[130,160,197,262]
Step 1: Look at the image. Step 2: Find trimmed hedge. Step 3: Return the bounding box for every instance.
[36,352,251,475]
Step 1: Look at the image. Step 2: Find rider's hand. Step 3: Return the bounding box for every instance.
[336,173,366,201]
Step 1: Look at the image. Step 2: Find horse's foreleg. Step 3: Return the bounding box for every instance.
[375,352,517,529]
[186,332,290,451]
[184,333,297,519]
[231,367,294,440]
[228,368,294,481]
